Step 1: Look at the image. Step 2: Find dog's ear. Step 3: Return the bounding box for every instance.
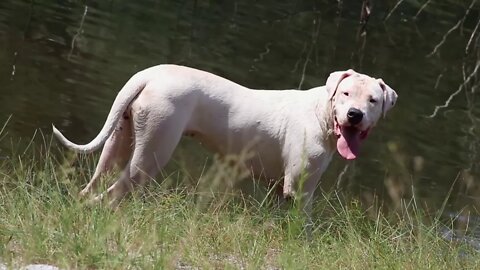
[326,69,355,100]
[377,78,398,118]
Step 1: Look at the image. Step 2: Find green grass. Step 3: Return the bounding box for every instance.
[0,141,479,269]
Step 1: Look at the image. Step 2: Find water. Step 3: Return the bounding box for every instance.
[0,0,479,226]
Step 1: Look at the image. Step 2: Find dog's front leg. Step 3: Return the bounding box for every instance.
[298,172,322,241]
[282,171,297,200]
[283,164,322,240]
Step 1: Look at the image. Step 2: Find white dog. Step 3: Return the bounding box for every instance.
[53,65,397,214]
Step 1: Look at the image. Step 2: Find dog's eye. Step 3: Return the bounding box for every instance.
[343,92,349,96]
[369,98,377,103]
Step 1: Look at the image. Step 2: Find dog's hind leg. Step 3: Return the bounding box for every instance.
[94,100,190,208]
[80,112,133,197]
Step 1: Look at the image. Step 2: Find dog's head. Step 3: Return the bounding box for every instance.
[326,69,398,160]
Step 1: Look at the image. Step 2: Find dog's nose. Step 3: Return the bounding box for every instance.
[347,108,363,125]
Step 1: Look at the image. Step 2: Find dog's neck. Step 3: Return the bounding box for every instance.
[315,97,337,150]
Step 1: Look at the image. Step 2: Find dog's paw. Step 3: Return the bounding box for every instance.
[283,189,296,201]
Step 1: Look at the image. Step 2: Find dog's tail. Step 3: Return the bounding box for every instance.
[52,72,147,153]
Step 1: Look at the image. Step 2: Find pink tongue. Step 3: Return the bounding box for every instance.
[336,127,361,160]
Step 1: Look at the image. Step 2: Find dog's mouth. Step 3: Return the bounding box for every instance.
[334,117,370,160]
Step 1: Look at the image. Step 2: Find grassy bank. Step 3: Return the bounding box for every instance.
[0,144,479,269]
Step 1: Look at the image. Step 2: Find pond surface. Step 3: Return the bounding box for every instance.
[0,0,479,225]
